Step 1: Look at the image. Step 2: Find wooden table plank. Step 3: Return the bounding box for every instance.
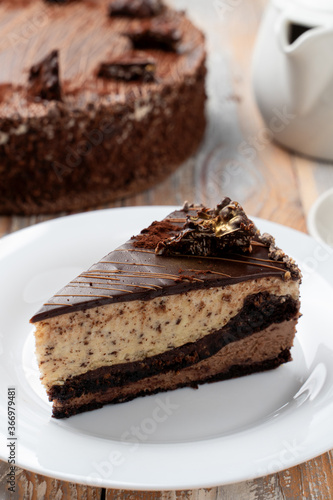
[16,471,102,500]
[293,155,320,220]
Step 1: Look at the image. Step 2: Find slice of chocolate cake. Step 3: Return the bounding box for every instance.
[30,199,301,418]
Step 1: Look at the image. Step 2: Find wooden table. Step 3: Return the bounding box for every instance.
[1,0,333,498]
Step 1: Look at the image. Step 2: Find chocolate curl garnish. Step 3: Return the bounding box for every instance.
[28,49,62,101]
[156,198,259,257]
[126,18,181,51]
[97,53,156,82]
[109,0,163,18]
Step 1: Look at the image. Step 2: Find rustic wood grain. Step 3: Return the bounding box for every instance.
[16,471,102,500]
[0,463,102,500]
[1,0,333,498]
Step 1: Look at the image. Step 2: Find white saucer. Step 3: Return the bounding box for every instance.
[307,187,333,246]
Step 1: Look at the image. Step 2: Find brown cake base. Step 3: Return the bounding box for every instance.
[50,293,299,418]
[52,323,296,419]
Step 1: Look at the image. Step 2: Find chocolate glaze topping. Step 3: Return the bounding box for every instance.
[30,202,301,323]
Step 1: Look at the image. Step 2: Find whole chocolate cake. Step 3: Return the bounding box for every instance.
[0,0,206,214]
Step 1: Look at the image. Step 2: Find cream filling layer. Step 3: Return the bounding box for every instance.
[34,277,299,389]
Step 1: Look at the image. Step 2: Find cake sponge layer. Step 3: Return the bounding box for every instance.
[35,276,299,390]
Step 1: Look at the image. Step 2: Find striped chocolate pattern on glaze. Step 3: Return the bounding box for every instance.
[31,208,294,323]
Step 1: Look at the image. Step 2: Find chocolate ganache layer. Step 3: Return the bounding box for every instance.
[0,0,206,214]
[52,346,294,418]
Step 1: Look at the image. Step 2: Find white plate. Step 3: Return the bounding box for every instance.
[1,207,333,490]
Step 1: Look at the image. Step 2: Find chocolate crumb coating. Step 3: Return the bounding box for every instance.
[156,198,258,256]
[0,0,206,215]
[259,232,301,280]
[28,49,61,101]
[109,0,163,18]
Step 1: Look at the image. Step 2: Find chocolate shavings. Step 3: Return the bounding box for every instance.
[155,198,258,257]
[97,53,156,82]
[28,49,61,101]
[126,18,181,51]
